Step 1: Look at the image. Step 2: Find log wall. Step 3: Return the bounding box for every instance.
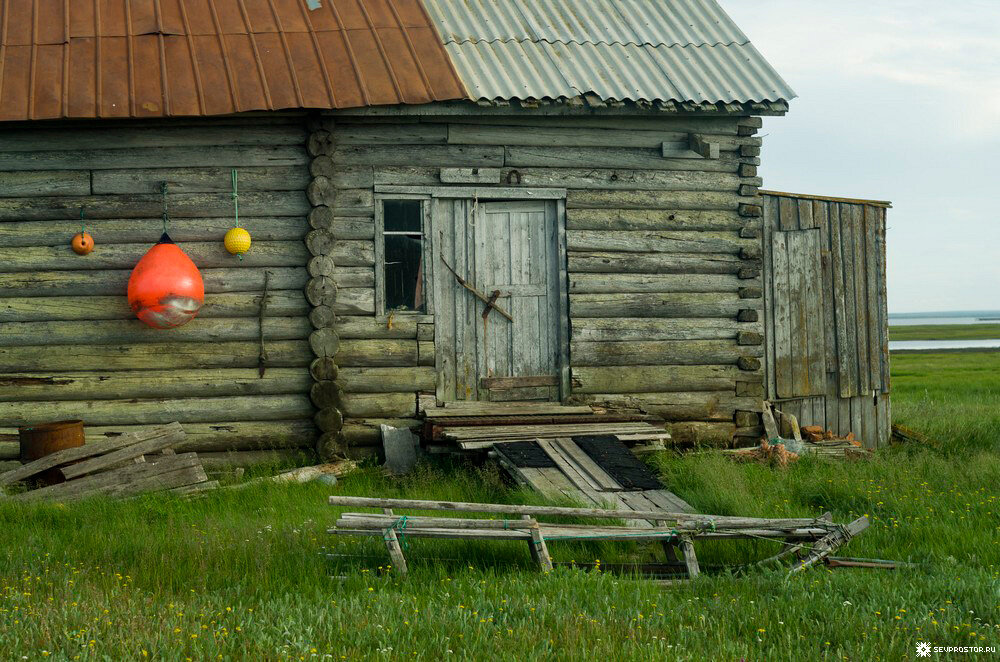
[0,116,318,465]
[309,114,767,452]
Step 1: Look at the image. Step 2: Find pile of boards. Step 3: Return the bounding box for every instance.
[328,495,871,579]
[0,422,217,501]
[422,401,671,452]
[758,401,871,460]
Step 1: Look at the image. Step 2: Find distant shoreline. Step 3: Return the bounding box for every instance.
[890,346,1000,354]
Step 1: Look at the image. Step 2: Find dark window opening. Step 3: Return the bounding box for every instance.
[383,200,425,313]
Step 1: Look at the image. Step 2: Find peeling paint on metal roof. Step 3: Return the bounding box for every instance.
[422,0,795,105]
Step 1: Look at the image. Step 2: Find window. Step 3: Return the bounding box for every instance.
[381,200,426,313]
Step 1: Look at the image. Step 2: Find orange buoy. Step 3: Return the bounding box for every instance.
[127,233,204,329]
[71,231,94,255]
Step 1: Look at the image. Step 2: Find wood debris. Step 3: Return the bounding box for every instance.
[0,422,216,501]
[328,495,870,579]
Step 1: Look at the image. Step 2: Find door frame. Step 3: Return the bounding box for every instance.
[375,186,569,403]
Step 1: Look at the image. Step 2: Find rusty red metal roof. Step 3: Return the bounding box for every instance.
[0,0,467,121]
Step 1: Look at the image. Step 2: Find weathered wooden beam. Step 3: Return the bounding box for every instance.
[0,341,311,371]
[0,266,308,298]
[0,191,309,220]
[570,339,762,367]
[0,291,310,322]
[566,208,743,231]
[0,368,311,402]
[0,317,311,347]
[566,230,750,254]
[570,293,756,318]
[571,365,754,394]
[567,190,745,211]
[0,395,314,428]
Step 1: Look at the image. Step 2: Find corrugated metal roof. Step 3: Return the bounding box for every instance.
[423,0,795,105]
[0,0,467,122]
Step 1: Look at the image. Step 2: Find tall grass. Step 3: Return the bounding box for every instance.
[1,352,998,659]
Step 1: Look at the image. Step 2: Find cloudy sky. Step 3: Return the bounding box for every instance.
[725,1,1000,313]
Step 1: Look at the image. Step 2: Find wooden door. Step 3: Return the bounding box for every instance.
[435,199,563,402]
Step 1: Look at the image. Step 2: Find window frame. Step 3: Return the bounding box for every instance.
[374,194,434,316]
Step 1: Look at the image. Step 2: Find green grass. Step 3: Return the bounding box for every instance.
[2,354,999,660]
[889,323,1000,341]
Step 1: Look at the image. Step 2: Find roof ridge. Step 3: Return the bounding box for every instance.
[444,36,754,49]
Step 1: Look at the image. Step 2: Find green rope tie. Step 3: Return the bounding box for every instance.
[231,169,243,262]
[384,515,410,551]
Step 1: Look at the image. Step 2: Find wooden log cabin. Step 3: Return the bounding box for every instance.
[0,0,890,469]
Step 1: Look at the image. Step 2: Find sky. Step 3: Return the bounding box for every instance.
[725,0,1000,314]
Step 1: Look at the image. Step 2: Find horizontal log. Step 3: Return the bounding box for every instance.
[331,145,504,167]
[0,145,308,172]
[309,160,375,188]
[666,421,735,446]
[0,170,91,197]
[566,230,749,254]
[0,394,314,427]
[337,367,436,392]
[567,190,746,211]
[566,209,743,231]
[569,273,749,294]
[312,216,375,240]
[0,291,309,322]
[570,339,763,367]
[199,449,316,470]
[336,315,434,339]
[337,123,448,145]
[448,124,754,150]
[309,328,341,358]
[571,365,753,394]
[570,318,744,342]
[0,317,311,346]
[580,392,759,422]
[0,241,309,272]
[0,368,311,402]
[568,251,746,274]
[0,340,311,371]
[504,146,741,172]
[339,393,417,418]
[335,339,418,367]
[314,407,345,433]
[334,288,375,315]
[494,168,754,192]
[0,266,308,297]
[570,293,757,318]
[338,418,421,447]
[0,190,310,221]
[0,217,308,247]
[91,166,309,194]
[0,125,307,152]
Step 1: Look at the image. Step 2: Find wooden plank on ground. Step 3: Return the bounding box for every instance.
[0,422,183,487]
[59,425,187,480]
[552,438,623,492]
[536,439,602,492]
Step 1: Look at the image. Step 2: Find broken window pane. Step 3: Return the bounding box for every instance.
[383,200,425,313]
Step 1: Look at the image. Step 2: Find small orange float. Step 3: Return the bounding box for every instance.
[71,231,94,255]
[127,233,204,329]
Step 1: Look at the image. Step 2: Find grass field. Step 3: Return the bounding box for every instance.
[889,323,1000,341]
[1,353,998,660]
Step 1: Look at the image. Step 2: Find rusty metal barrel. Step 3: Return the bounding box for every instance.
[18,419,85,463]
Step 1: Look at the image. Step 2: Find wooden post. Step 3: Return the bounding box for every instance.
[382,526,409,575]
[524,516,553,573]
[679,537,700,579]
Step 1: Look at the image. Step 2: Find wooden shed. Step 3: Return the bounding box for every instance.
[0,0,888,467]
[759,191,891,447]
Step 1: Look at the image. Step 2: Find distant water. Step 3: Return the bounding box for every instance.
[890,339,1000,351]
[889,310,1000,351]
